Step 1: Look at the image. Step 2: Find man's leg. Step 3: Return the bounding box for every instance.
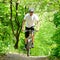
[25,38,27,48]
[31,33,34,48]
[25,29,29,48]
[32,34,34,44]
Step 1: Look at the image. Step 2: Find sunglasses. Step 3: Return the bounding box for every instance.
[30,12,34,13]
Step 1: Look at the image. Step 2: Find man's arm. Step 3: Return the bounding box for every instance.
[35,20,40,31]
[22,20,26,31]
[35,14,40,31]
[22,13,27,31]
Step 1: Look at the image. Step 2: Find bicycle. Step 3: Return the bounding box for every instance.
[25,30,36,56]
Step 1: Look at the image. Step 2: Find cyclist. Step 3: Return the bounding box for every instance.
[22,8,39,48]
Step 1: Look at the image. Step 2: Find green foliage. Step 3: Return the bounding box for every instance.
[53,12,60,27]
[52,27,60,44]
[50,26,60,59]
[0,3,15,54]
[50,11,60,60]
[51,46,60,58]
[0,0,60,58]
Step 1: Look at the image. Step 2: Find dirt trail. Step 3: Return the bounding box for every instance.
[0,53,49,60]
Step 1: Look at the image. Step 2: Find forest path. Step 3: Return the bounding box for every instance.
[0,53,49,60]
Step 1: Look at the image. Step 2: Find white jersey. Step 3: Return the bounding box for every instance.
[24,13,39,28]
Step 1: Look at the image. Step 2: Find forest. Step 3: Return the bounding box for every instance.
[0,0,60,60]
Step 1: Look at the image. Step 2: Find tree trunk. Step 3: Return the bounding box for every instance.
[14,0,20,49]
[10,0,15,36]
[14,34,19,49]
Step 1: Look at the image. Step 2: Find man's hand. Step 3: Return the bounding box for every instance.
[34,27,39,32]
[36,28,39,31]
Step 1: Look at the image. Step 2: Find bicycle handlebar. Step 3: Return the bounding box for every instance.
[24,29,38,32]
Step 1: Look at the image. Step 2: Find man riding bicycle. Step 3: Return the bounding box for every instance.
[22,8,39,49]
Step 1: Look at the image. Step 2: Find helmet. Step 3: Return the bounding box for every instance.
[29,8,34,12]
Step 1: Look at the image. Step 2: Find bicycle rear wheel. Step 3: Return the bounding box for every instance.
[26,40,30,56]
[27,48,30,56]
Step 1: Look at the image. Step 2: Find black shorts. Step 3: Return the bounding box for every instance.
[25,26,34,38]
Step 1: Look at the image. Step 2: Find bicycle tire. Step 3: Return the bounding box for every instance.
[27,48,30,56]
[26,40,30,56]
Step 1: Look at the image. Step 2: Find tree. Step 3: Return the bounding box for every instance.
[10,0,24,49]
[10,0,29,49]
